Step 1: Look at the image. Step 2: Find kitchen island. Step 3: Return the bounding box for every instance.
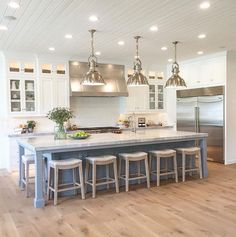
[17,129,208,208]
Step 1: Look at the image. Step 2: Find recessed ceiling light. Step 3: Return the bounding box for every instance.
[118,41,125,46]
[198,34,206,39]
[197,51,204,55]
[150,25,158,32]
[95,51,101,55]
[48,47,55,51]
[0,25,8,31]
[161,46,168,51]
[8,1,20,9]
[89,15,98,22]
[200,1,210,9]
[168,58,173,62]
[65,34,72,39]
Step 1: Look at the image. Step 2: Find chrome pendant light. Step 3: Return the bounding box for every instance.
[165,41,187,88]
[81,29,106,86]
[127,36,149,86]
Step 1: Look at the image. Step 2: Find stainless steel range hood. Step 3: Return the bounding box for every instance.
[69,61,128,97]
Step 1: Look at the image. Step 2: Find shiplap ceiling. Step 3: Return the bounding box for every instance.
[0,0,236,64]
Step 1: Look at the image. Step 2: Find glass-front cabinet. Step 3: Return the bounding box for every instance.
[9,78,36,113]
[148,71,165,111]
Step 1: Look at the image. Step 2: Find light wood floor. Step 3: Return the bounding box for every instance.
[1,162,236,237]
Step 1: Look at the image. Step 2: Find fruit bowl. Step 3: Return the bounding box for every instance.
[68,131,90,140]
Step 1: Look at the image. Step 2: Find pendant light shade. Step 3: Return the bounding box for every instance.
[127,36,149,86]
[165,41,187,88]
[81,29,106,86]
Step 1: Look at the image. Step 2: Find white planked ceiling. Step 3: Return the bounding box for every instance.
[0,0,236,65]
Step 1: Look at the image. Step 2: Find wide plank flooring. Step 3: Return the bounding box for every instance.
[1,162,236,237]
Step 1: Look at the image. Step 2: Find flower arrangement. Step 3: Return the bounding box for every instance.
[47,107,73,139]
[47,107,73,126]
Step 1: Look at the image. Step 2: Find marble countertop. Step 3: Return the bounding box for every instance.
[17,129,208,152]
[9,125,173,138]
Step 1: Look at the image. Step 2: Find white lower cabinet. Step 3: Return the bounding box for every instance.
[40,78,69,115]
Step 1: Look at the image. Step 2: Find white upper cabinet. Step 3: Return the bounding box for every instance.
[125,69,165,113]
[39,62,67,78]
[38,59,69,115]
[180,53,226,88]
[7,59,36,77]
[4,54,70,116]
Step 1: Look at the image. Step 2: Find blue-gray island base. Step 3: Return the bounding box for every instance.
[17,129,208,208]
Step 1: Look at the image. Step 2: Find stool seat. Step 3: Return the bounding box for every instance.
[176,147,200,154]
[149,149,176,157]
[49,158,81,169]
[119,152,147,161]
[22,154,35,163]
[86,155,116,165]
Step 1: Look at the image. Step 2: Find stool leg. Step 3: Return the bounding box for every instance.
[85,161,89,193]
[26,162,30,197]
[149,155,152,175]
[54,167,58,205]
[157,156,161,186]
[137,160,141,184]
[21,161,25,191]
[72,168,76,195]
[106,164,110,190]
[47,167,51,201]
[125,159,129,192]
[79,164,85,200]
[182,152,186,182]
[198,150,203,179]
[118,158,122,179]
[144,157,150,189]
[113,160,119,193]
[173,154,178,183]
[92,163,96,198]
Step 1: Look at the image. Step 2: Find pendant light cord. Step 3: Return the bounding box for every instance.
[90,30,95,57]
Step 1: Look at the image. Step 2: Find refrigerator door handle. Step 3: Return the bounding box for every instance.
[194,107,200,133]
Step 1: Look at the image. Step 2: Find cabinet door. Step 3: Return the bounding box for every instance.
[54,63,67,78]
[134,86,149,111]
[149,84,156,110]
[9,79,22,112]
[24,79,36,112]
[157,85,164,109]
[40,78,53,114]
[53,78,69,108]
[39,63,53,77]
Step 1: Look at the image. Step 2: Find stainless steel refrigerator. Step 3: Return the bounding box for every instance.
[177,86,224,163]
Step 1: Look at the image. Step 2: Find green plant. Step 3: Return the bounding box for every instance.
[27,120,36,129]
[47,107,73,125]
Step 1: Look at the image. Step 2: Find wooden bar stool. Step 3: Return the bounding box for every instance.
[149,149,178,186]
[47,158,85,205]
[85,155,119,198]
[21,154,35,197]
[176,147,203,182]
[119,152,150,192]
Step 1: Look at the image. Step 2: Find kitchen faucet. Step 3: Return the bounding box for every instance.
[128,113,136,133]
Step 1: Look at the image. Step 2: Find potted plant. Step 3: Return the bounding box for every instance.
[47,107,73,139]
[27,120,36,133]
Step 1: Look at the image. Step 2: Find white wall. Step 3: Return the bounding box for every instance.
[225,51,236,164]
